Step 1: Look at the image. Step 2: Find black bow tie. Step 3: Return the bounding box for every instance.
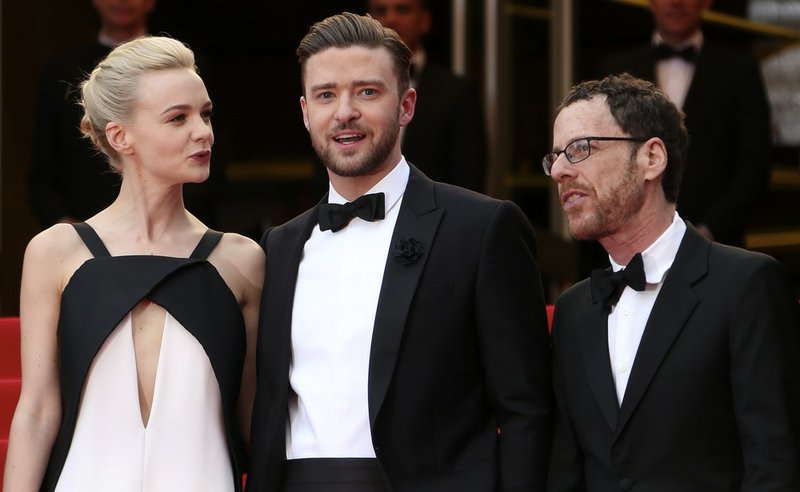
[318,193,386,232]
[653,44,698,62]
[591,252,647,311]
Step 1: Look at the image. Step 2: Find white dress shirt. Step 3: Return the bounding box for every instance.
[653,31,703,110]
[607,212,687,405]
[286,158,410,459]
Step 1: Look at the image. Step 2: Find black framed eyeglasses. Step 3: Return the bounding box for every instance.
[542,136,647,176]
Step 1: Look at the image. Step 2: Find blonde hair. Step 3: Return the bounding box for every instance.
[79,36,196,167]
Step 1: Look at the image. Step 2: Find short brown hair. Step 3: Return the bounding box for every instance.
[296,12,412,96]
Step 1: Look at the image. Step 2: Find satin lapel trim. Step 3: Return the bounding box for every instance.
[579,298,620,431]
[615,226,707,437]
[367,168,443,427]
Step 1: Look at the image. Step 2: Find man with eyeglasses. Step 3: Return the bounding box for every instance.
[546,73,800,492]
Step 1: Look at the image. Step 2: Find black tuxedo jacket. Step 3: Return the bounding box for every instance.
[403,63,488,192]
[599,42,771,246]
[548,225,800,492]
[248,166,552,491]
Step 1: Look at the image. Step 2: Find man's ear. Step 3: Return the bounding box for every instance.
[641,137,668,182]
[300,96,310,132]
[399,88,416,127]
[105,121,134,156]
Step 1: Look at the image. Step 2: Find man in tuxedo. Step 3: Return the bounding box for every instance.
[247,12,552,492]
[545,73,800,491]
[597,0,771,248]
[368,0,488,192]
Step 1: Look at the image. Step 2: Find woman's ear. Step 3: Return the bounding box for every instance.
[105,121,134,156]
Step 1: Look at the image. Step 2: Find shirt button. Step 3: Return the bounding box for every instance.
[619,365,628,373]
[622,308,630,316]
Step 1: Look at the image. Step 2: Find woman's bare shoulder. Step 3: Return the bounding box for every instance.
[217,232,265,268]
[26,223,86,261]
[23,223,92,292]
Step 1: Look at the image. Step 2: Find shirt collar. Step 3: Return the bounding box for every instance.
[327,157,410,216]
[609,211,687,284]
[652,30,703,51]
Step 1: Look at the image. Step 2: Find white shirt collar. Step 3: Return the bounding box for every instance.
[609,211,687,284]
[652,30,704,51]
[327,157,410,217]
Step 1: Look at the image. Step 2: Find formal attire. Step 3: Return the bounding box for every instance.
[598,37,771,247]
[41,223,247,492]
[548,219,800,491]
[29,42,118,226]
[248,161,552,491]
[403,56,488,192]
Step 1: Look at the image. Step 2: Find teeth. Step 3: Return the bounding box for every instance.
[335,134,363,144]
[565,194,580,203]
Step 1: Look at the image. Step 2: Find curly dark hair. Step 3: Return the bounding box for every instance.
[557,73,690,203]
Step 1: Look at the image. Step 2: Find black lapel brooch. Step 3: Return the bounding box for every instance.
[394,237,424,265]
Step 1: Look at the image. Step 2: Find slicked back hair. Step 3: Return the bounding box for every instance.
[297,12,412,96]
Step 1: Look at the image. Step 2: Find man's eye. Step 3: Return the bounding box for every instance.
[362,88,377,96]
[571,141,590,154]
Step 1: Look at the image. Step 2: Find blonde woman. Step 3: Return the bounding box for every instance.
[4,36,263,492]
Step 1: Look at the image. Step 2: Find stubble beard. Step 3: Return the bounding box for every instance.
[567,157,645,241]
[311,115,401,178]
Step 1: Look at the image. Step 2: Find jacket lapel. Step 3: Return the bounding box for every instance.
[578,296,620,431]
[681,44,711,120]
[368,166,444,427]
[615,225,708,436]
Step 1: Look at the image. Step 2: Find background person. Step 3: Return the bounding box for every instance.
[597,0,771,247]
[368,0,488,192]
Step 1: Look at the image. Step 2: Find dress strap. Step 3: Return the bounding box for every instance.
[190,229,224,260]
[72,222,111,258]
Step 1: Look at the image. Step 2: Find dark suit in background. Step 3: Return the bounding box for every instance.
[404,61,488,192]
[599,41,772,247]
[29,42,118,226]
[248,166,552,491]
[549,224,800,491]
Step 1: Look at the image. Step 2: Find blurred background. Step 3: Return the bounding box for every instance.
[2,0,799,314]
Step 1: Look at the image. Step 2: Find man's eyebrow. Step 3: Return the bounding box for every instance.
[351,79,387,88]
[308,82,337,93]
